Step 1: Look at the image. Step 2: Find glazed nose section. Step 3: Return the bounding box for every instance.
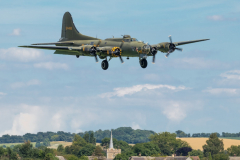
[142,45,150,54]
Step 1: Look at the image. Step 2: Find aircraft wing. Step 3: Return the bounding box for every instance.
[19,45,81,55]
[19,45,69,50]
[31,42,74,45]
[174,39,210,46]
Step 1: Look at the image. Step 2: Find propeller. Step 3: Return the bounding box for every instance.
[115,48,124,64]
[165,35,183,58]
[119,55,124,64]
[150,47,158,64]
[89,46,98,63]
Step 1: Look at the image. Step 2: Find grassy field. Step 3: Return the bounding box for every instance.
[0,142,36,147]
[178,137,240,150]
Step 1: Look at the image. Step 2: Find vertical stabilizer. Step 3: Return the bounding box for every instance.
[60,12,99,41]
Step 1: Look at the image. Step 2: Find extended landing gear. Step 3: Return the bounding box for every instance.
[140,59,148,69]
[101,60,109,70]
[76,55,79,58]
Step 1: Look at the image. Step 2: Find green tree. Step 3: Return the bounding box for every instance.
[113,153,129,160]
[83,133,90,143]
[78,144,96,157]
[213,153,229,160]
[73,134,87,147]
[32,148,41,159]
[45,153,55,160]
[65,146,71,154]
[0,147,4,158]
[209,152,212,160]
[176,147,192,156]
[19,141,33,158]
[90,132,96,145]
[94,146,103,158]
[80,155,89,160]
[132,142,160,156]
[9,152,18,160]
[149,132,190,156]
[227,145,240,156]
[71,145,82,156]
[7,147,12,158]
[66,154,79,160]
[57,144,64,152]
[13,144,21,152]
[202,133,224,156]
[101,138,110,148]
[43,138,51,146]
[35,141,41,148]
[175,130,188,137]
[188,149,204,159]
[51,135,59,141]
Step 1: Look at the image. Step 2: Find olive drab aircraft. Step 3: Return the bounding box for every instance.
[19,12,209,70]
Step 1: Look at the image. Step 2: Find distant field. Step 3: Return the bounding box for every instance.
[178,138,240,150]
[0,142,36,147]
[48,141,72,149]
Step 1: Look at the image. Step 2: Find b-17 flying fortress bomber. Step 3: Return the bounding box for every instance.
[20,12,209,70]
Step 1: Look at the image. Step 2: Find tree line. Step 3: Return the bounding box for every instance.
[0,127,155,144]
[1,132,240,160]
[175,130,240,138]
[1,128,240,144]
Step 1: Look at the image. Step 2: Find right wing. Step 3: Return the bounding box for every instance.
[174,39,210,46]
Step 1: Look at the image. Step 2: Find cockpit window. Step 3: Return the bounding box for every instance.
[124,39,130,42]
[131,38,138,42]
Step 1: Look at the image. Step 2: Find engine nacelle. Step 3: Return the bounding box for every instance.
[151,42,172,53]
[97,47,122,57]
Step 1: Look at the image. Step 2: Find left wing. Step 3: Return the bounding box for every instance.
[19,45,69,51]
[19,45,80,56]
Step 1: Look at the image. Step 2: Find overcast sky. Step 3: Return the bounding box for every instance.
[0,0,240,136]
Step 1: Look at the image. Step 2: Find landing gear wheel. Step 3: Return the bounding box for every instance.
[140,59,148,68]
[101,60,109,70]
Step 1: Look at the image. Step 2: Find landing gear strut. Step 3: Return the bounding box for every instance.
[76,55,79,58]
[101,60,109,70]
[140,59,148,68]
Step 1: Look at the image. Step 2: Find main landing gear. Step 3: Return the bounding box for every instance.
[140,59,148,69]
[101,60,109,70]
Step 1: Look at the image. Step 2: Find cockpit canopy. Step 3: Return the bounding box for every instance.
[123,35,131,38]
[123,35,138,42]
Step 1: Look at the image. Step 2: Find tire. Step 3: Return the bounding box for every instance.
[101,60,109,70]
[140,59,148,68]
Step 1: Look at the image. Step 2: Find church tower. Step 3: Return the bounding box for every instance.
[106,130,121,159]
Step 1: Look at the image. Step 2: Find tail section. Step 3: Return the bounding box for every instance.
[60,12,99,41]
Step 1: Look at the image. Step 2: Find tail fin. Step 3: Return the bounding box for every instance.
[60,12,99,41]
